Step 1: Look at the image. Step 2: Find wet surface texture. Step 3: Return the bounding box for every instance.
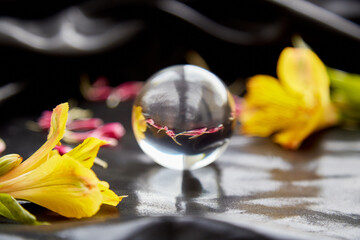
[0,101,359,240]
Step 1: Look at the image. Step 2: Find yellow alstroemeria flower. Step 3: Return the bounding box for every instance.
[240,47,339,149]
[132,106,147,141]
[0,103,124,219]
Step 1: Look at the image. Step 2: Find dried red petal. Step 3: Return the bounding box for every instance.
[206,125,224,134]
[178,128,208,136]
[145,118,224,145]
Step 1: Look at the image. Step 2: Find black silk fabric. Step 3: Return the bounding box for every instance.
[0,101,359,240]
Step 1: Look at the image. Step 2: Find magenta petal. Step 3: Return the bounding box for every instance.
[83,77,112,101]
[232,95,243,118]
[54,145,73,155]
[65,122,125,146]
[38,110,52,130]
[67,118,103,131]
[93,77,109,87]
[111,81,143,102]
[0,138,6,154]
[85,86,113,101]
[96,123,125,139]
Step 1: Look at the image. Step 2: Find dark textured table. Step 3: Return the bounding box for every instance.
[0,101,359,240]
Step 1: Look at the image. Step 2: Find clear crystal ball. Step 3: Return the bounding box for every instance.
[132,65,235,170]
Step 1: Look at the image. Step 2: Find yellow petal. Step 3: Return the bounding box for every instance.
[241,75,306,137]
[277,47,330,107]
[98,181,125,206]
[65,137,108,169]
[273,109,322,149]
[0,153,103,219]
[1,103,69,180]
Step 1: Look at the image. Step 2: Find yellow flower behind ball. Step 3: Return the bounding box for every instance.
[132,106,147,141]
[240,47,339,149]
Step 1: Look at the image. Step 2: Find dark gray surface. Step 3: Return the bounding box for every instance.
[0,101,359,239]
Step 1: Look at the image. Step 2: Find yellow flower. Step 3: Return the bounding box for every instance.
[0,103,124,219]
[132,106,147,141]
[240,47,339,149]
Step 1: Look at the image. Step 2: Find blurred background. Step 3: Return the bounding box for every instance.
[0,0,359,122]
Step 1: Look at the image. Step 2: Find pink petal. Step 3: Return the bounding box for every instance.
[85,86,112,101]
[0,138,6,154]
[54,145,73,155]
[96,123,125,139]
[111,81,143,102]
[83,77,112,101]
[64,123,125,146]
[93,77,109,87]
[38,110,52,130]
[67,118,103,131]
[233,95,243,118]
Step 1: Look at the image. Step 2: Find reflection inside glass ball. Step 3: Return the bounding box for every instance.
[132,65,235,170]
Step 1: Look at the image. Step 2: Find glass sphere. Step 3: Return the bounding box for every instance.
[132,65,235,170]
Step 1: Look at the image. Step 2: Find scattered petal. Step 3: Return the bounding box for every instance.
[54,145,73,155]
[64,123,125,146]
[67,118,103,131]
[81,76,143,106]
[107,82,144,108]
[37,106,124,147]
[81,77,112,102]
[0,138,5,155]
[38,111,52,130]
